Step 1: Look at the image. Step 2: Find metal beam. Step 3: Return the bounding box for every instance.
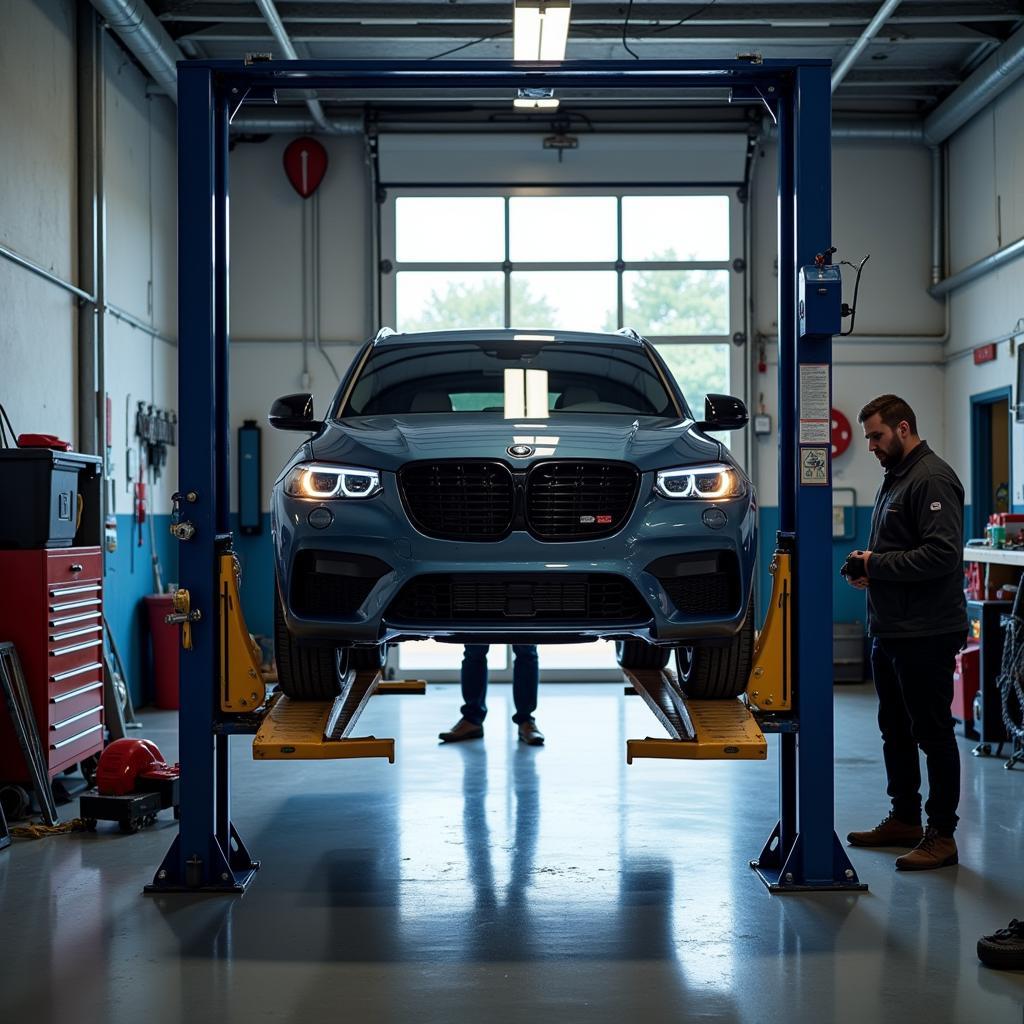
[832,0,905,92]
[154,1,1024,27]
[173,21,996,44]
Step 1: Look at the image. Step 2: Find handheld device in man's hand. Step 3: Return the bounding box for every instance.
[841,554,866,580]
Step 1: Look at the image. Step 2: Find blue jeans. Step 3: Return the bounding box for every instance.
[460,645,539,725]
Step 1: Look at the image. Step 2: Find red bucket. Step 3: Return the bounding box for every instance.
[145,594,180,710]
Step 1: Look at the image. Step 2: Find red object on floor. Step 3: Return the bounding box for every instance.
[952,644,980,725]
[96,738,179,796]
[145,593,180,709]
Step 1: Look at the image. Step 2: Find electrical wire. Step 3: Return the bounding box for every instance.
[623,0,720,58]
[839,254,871,336]
[622,0,640,59]
[428,28,511,60]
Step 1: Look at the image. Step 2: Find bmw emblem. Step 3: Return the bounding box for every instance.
[507,444,534,458]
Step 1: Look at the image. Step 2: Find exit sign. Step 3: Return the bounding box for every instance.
[974,343,997,364]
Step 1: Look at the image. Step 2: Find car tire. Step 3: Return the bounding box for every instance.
[674,597,754,700]
[273,584,347,700]
[350,645,386,672]
[615,640,671,670]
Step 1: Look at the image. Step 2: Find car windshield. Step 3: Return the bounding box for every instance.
[339,340,683,418]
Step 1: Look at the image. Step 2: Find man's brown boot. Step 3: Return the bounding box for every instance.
[895,827,958,871]
[438,718,484,743]
[847,812,924,848]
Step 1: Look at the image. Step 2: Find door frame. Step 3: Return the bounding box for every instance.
[970,386,1013,539]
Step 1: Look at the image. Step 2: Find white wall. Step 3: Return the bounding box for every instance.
[944,75,1024,505]
[0,0,78,441]
[102,31,178,514]
[0,1,177,517]
[750,140,944,508]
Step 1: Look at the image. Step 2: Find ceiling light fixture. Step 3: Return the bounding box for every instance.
[514,86,559,110]
[513,0,571,61]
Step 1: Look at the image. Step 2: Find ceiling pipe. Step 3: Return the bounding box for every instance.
[830,0,904,94]
[928,236,1024,298]
[923,25,1024,144]
[232,111,364,134]
[251,0,339,133]
[88,0,182,100]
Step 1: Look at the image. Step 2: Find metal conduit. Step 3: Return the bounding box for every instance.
[831,0,904,94]
[88,0,181,100]
[929,236,1024,298]
[924,26,1024,146]
[251,0,338,134]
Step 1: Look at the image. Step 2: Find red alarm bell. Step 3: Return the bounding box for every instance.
[283,137,328,198]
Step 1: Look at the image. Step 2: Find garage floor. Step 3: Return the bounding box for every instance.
[3,681,1024,1023]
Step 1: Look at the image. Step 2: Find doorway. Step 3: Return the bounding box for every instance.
[970,387,1012,540]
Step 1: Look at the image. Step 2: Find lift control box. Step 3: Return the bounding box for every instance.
[798,264,842,338]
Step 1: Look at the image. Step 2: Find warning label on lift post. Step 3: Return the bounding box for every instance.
[798,363,831,486]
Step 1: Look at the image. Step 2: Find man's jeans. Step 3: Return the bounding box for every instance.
[870,631,966,836]
[460,644,539,725]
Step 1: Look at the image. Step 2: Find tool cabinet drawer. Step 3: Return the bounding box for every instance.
[49,680,104,725]
[48,659,105,699]
[46,549,102,586]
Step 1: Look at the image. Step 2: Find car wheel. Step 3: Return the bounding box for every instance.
[273,583,346,700]
[349,645,386,672]
[674,597,754,700]
[615,640,671,670]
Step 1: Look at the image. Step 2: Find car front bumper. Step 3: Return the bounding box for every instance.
[272,471,756,647]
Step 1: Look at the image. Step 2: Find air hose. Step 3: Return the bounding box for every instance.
[997,583,1024,743]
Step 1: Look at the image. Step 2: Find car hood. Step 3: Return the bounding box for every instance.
[307,413,726,473]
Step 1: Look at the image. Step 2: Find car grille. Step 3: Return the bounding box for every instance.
[647,553,738,615]
[399,461,514,540]
[388,574,648,622]
[525,461,639,540]
[399,459,639,541]
[290,552,391,618]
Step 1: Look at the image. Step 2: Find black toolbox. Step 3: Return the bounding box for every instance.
[0,449,102,549]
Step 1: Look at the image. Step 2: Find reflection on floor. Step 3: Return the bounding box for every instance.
[2,682,1024,1022]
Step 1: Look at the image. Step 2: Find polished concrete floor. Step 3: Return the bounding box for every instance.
[3,681,1024,1023]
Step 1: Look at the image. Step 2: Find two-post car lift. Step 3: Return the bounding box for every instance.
[148,57,864,896]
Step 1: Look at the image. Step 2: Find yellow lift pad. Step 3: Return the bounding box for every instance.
[624,668,767,762]
[253,669,398,761]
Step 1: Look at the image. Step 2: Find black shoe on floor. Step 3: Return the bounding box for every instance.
[978,919,1024,970]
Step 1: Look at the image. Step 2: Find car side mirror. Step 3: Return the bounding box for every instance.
[269,393,323,432]
[696,394,748,431]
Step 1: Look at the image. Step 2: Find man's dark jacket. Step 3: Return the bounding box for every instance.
[865,441,968,638]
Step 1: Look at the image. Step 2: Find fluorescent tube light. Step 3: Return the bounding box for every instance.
[513,1,571,61]
[513,98,560,110]
[504,368,526,419]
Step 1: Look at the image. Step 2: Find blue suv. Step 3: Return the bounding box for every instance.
[270,329,755,701]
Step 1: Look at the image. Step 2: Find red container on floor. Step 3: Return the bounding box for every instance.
[145,594,180,709]
[952,644,980,730]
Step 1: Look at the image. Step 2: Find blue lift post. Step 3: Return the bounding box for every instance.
[150,58,863,895]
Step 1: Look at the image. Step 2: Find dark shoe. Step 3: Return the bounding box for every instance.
[518,720,545,746]
[438,718,484,743]
[895,827,958,871]
[978,919,1024,970]
[847,813,923,848]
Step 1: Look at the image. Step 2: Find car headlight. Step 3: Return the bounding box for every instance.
[283,463,381,499]
[655,463,743,500]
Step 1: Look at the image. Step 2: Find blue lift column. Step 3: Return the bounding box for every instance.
[147,64,258,893]
[752,64,865,892]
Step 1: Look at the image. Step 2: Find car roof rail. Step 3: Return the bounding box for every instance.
[614,327,646,343]
[373,327,398,344]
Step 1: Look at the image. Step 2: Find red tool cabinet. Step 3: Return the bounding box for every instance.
[0,547,105,781]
